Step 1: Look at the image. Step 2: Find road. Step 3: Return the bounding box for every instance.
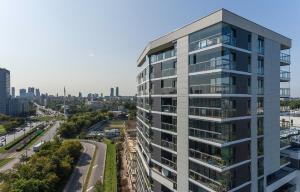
[1,122,42,147]
[86,141,107,192]
[0,121,60,172]
[63,142,95,192]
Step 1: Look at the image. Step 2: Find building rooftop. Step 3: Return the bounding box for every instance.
[137,8,291,66]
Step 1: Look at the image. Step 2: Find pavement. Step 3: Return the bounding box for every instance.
[86,141,107,192]
[63,142,95,192]
[0,121,60,172]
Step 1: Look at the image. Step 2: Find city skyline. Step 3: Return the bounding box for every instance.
[0,0,299,96]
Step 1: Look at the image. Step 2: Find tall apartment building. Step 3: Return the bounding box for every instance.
[136,9,294,192]
[111,87,115,97]
[0,68,10,114]
[116,86,120,97]
[11,87,15,98]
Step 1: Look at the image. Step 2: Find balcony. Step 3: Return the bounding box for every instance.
[280,138,291,148]
[189,127,238,144]
[189,33,236,52]
[189,170,223,191]
[150,49,176,63]
[189,58,236,73]
[280,71,291,82]
[162,68,176,77]
[161,157,177,170]
[280,88,290,98]
[161,87,177,95]
[161,140,177,151]
[189,148,226,168]
[189,106,239,119]
[280,52,291,65]
[161,105,177,113]
[189,84,236,94]
[161,122,177,132]
[280,156,290,166]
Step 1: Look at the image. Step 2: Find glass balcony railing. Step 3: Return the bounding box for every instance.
[189,58,236,73]
[189,33,236,52]
[189,84,236,94]
[280,71,291,82]
[280,156,290,166]
[257,107,264,115]
[161,157,177,169]
[189,149,226,168]
[189,170,222,191]
[280,138,291,148]
[161,105,177,113]
[161,140,177,151]
[258,46,264,55]
[150,49,176,63]
[189,106,240,119]
[161,68,176,77]
[161,87,177,95]
[280,88,290,98]
[258,87,264,95]
[189,127,239,144]
[161,122,177,132]
[280,53,291,64]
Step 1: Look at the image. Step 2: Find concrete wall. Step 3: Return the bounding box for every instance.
[176,36,189,191]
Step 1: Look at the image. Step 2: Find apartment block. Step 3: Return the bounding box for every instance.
[136,9,294,192]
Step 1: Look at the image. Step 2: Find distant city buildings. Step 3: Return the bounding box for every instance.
[0,68,10,114]
[35,88,40,97]
[19,89,26,98]
[79,92,82,98]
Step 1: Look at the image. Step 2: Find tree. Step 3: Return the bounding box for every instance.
[94,181,104,192]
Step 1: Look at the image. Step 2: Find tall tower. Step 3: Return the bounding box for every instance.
[110,87,114,97]
[11,87,15,98]
[116,86,119,97]
[0,68,10,114]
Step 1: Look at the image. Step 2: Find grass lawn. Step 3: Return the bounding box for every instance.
[106,120,125,129]
[103,139,117,192]
[0,158,13,168]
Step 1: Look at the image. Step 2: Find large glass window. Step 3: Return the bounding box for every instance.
[161,59,177,77]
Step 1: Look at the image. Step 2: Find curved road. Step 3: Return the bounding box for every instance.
[64,141,106,192]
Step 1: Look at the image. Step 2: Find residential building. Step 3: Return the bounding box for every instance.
[79,92,82,98]
[0,68,10,114]
[8,98,29,116]
[136,9,294,192]
[27,87,35,98]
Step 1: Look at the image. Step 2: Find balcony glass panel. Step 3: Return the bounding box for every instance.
[280,52,291,64]
[280,88,290,97]
[150,49,176,63]
[189,127,237,144]
[189,84,236,94]
[189,106,238,118]
[189,57,236,73]
[280,71,291,81]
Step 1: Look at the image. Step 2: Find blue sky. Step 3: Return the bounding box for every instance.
[0,0,299,96]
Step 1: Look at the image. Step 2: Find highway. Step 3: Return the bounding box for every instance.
[0,121,60,172]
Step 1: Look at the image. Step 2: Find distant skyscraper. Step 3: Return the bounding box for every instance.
[35,89,40,97]
[0,68,10,114]
[110,87,114,97]
[19,89,26,98]
[116,86,119,97]
[79,92,82,98]
[101,93,103,98]
[28,87,35,97]
[11,87,15,98]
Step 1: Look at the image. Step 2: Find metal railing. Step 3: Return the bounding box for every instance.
[189,84,236,94]
[189,58,236,73]
[189,33,236,52]
[189,170,222,191]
